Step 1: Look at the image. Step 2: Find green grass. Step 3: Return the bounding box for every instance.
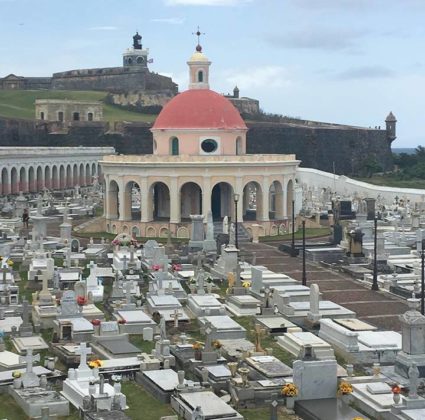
[0,90,156,123]
[260,228,331,242]
[355,176,425,189]
[239,407,296,420]
[121,382,175,419]
[129,334,155,353]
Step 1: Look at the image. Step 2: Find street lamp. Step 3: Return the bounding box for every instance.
[371,217,379,291]
[234,193,240,249]
[291,199,296,257]
[302,219,307,286]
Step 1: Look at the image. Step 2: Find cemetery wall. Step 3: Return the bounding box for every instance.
[0,117,393,176]
[297,167,425,202]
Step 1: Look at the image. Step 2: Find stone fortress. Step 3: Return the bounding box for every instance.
[0,32,397,176]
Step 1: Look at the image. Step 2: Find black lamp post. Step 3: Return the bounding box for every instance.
[371,217,379,291]
[291,199,296,257]
[421,239,425,315]
[302,219,307,286]
[234,193,240,249]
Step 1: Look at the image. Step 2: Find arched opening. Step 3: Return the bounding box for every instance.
[59,165,65,189]
[269,180,284,220]
[44,166,51,189]
[180,182,202,220]
[124,181,141,221]
[91,163,96,177]
[19,167,27,193]
[58,111,64,122]
[40,112,45,120]
[79,163,85,186]
[87,112,93,121]
[211,182,234,221]
[150,182,170,221]
[198,70,204,82]
[36,166,43,191]
[10,167,18,194]
[1,168,9,195]
[73,164,79,186]
[73,112,80,121]
[242,181,263,221]
[28,167,36,192]
[108,180,119,219]
[236,136,242,155]
[85,163,91,184]
[287,179,294,218]
[131,226,140,238]
[52,166,59,189]
[66,165,72,188]
[170,137,179,156]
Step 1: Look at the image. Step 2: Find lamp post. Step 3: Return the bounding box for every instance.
[291,199,295,257]
[302,219,307,286]
[421,239,425,315]
[371,217,379,291]
[234,193,240,250]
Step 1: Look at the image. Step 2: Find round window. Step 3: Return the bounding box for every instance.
[137,56,144,64]
[201,139,218,153]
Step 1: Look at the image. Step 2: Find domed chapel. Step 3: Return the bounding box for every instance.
[101,37,300,239]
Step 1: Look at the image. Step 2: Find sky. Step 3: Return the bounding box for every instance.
[0,0,424,148]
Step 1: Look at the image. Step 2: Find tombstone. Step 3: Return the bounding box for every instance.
[196,269,206,296]
[19,299,33,337]
[347,228,364,257]
[74,281,87,300]
[307,284,321,325]
[189,214,205,249]
[203,211,216,252]
[143,327,154,341]
[59,290,79,316]
[159,315,167,340]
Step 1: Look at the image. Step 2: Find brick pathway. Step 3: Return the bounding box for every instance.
[241,241,408,331]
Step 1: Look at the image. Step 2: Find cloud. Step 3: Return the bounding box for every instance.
[88,26,118,31]
[151,17,185,25]
[222,65,290,90]
[266,27,366,51]
[165,0,251,6]
[335,65,395,80]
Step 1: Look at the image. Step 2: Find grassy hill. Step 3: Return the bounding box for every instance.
[0,90,157,123]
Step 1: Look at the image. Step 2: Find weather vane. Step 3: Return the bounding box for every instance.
[192,26,205,50]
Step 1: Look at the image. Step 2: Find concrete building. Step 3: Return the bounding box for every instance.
[101,43,299,238]
[35,100,103,123]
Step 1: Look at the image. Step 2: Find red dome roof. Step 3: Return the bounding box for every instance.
[152,89,247,130]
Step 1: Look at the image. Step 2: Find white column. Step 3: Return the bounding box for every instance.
[260,176,270,221]
[140,178,150,222]
[104,176,110,219]
[170,178,180,223]
[235,176,244,222]
[202,177,211,218]
[118,180,125,221]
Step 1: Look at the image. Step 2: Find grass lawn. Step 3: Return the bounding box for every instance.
[355,176,425,190]
[0,90,156,123]
[239,407,297,420]
[121,382,175,419]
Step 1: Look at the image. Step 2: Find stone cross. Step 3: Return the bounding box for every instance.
[197,269,205,295]
[20,348,40,374]
[159,315,167,341]
[170,309,182,328]
[75,342,92,370]
[202,321,213,351]
[124,281,132,304]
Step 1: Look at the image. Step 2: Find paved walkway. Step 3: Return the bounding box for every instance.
[241,241,408,331]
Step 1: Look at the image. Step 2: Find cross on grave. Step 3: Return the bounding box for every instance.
[75,342,92,370]
[170,308,182,328]
[159,315,167,341]
[19,348,40,388]
[124,280,133,304]
[201,321,213,351]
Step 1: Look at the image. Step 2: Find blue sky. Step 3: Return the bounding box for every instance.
[0,0,424,148]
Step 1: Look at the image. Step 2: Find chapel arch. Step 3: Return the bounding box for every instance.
[211,182,234,221]
[66,165,72,188]
[59,165,66,189]
[85,163,91,185]
[108,180,119,219]
[124,181,141,221]
[1,168,9,195]
[149,181,170,221]
[28,166,36,192]
[52,166,59,190]
[287,179,294,218]
[269,180,284,220]
[79,163,85,186]
[36,166,43,191]
[170,137,179,156]
[73,164,79,186]
[19,167,27,193]
[242,181,263,221]
[180,182,202,220]
[44,166,51,189]
[10,167,18,194]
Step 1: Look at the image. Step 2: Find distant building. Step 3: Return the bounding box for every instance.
[224,86,260,116]
[35,100,103,123]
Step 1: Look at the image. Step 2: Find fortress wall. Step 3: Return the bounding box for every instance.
[246,122,393,175]
[0,117,393,176]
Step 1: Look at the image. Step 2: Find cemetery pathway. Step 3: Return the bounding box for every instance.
[242,241,409,331]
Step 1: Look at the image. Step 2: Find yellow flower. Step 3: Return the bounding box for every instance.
[192,341,203,351]
[12,370,21,378]
[88,359,103,368]
[7,260,13,266]
[242,281,250,288]
[338,381,353,395]
[281,383,298,397]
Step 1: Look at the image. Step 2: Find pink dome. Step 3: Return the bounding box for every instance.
[152,89,247,130]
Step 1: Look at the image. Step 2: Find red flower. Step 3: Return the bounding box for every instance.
[392,385,402,394]
[91,319,101,326]
[152,264,161,271]
[77,296,87,306]
[118,319,126,324]
[172,263,182,272]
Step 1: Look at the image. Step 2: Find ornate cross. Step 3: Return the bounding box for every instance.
[19,348,40,374]
[75,342,92,369]
[192,26,205,46]
[170,308,182,328]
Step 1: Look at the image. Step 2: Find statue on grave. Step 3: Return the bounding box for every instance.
[227,272,235,293]
[159,315,167,341]
[229,223,236,246]
[254,324,265,353]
